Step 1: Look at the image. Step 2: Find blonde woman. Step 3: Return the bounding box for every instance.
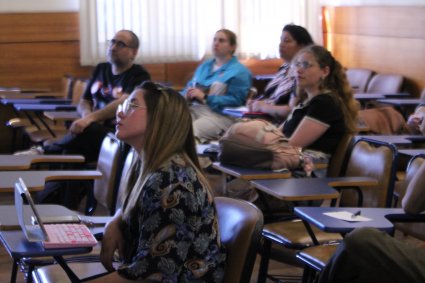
[97,82,226,282]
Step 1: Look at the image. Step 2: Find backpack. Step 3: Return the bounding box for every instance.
[218,119,303,171]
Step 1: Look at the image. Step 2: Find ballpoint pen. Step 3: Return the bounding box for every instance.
[351,210,361,219]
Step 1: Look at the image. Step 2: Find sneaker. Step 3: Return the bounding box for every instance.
[14,146,44,155]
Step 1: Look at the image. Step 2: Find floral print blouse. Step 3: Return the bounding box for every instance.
[117,154,226,282]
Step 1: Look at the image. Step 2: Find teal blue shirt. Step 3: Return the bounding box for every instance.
[181,56,252,113]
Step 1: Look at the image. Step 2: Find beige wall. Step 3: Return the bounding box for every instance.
[323,6,425,96]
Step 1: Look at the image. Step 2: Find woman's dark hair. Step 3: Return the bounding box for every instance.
[283,24,314,46]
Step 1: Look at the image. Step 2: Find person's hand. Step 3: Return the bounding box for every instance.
[186,87,206,103]
[69,116,94,134]
[407,114,424,133]
[100,217,124,272]
[246,99,254,111]
[250,100,267,112]
[112,87,124,99]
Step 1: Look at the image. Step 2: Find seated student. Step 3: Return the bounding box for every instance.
[318,227,425,283]
[15,30,151,163]
[406,104,425,135]
[181,29,252,143]
[282,44,359,158]
[247,24,313,123]
[227,45,358,204]
[96,82,226,282]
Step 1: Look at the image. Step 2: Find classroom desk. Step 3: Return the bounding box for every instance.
[0,205,111,231]
[0,230,93,283]
[254,74,275,81]
[222,107,273,120]
[398,149,425,158]
[376,98,423,107]
[294,207,406,235]
[212,162,292,196]
[13,104,76,137]
[14,104,76,111]
[377,98,423,118]
[0,87,19,93]
[355,135,414,147]
[0,205,76,230]
[19,88,51,93]
[43,111,80,122]
[0,170,102,192]
[354,93,385,101]
[0,92,65,99]
[250,176,376,202]
[0,155,85,170]
[1,98,71,105]
[250,178,339,202]
[0,87,50,93]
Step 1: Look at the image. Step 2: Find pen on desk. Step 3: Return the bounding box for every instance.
[351,210,361,219]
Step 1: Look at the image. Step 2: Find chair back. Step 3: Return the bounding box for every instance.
[61,74,74,99]
[394,154,425,240]
[341,138,397,207]
[326,134,354,177]
[366,73,404,94]
[114,148,136,212]
[215,197,264,283]
[402,156,425,214]
[345,68,373,93]
[71,79,89,105]
[92,133,125,215]
[394,154,425,206]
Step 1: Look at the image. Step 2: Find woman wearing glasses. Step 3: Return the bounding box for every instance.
[98,82,226,282]
[282,45,358,157]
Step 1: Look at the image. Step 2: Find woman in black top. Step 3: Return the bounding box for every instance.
[282,45,358,156]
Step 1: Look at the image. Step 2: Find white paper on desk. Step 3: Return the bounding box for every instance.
[323,211,372,222]
[223,106,249,112]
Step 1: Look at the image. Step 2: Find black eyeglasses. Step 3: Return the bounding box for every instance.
[108,39,133,49]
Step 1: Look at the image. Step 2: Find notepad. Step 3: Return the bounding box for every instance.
[323,211,372,222]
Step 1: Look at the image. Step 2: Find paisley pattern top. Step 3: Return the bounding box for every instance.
[117,154,226,282]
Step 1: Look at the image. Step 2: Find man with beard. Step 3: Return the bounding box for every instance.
[14,30,150,208]
[16,30,151,162]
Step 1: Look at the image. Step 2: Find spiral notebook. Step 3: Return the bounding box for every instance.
[14,178,97,249]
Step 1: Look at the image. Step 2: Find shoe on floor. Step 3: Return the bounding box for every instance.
[14,146,44,155]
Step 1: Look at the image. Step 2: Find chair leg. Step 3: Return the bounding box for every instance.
[26,264,34,283]
[11,259,19,283]
[301,266,316,283]
[257,238,271,283]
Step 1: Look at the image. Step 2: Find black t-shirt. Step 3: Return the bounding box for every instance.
[83,63,151,111]
[282,93,346,154]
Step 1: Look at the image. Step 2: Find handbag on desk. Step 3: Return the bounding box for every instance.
[218,119,303,171]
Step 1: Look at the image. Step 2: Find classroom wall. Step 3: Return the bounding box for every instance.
[322,5,425,96]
